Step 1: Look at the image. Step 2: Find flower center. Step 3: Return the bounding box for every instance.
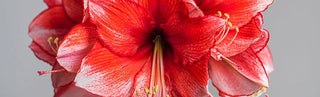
[145,35,167,97]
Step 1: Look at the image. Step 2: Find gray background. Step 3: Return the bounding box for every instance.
[1,0,319,97]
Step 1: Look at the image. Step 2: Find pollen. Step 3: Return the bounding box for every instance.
[166,94,170,97]
[136,89,140,97]
[215,11,222,17]
[47,37,53,43]
[235,27,239,32]
[224,13,230,18]
[54,37,59,44]
[227,21,232,27]
[262,87,267,93]
[144,88,151,94]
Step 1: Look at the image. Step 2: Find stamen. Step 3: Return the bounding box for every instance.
[166,95,170,97]
[37,69,65,76]
[262,87,267,93]
[47,37,53,43]
[250,94,255,97]
[148,35,166,97]
[227,21,232,27]
[145,88,151,94]
[215,11,222,17]
[224,13,230,19]
[136,89,140,96]
[225,27,239,46]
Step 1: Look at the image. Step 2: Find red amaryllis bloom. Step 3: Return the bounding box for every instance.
[29,0,274,97]
[29,0,100,96]
[56,0,226,96]
[183,0,275,96]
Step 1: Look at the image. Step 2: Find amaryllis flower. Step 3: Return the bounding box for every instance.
[29,0,100,96]
[56,0,226,96]
[29,0,274,97]
[183,0,275,96]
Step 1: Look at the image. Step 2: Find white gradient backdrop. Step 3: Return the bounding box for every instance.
[1,0,319,97]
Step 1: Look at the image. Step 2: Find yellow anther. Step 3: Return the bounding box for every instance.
[250,93,255,97]
[54,37,59,44]
[152,85,158,94]
[257,90,261,95]
[235,27,239,32]
[166,94,170,97]
[262,87,267,93]
[227,21,233,27]
[136,89,140,97]
[215,11,222,17]
[224,13,230,18]
[144,88,151,94]
[47,37,53,43]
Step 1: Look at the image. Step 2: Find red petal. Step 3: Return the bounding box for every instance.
[164,53,211,97]
[56,23,97,72]
[88,0,154,56]
[182,0,205,17]
[256,46,274,74]
[208,57,262,96]
[51,63,76,88]
[213,14,263,57]
[251,29,270,53]
[29,6,76,56]
[133,0,182,23]
[161,14,225,65]
[54,83,101,97]
[63,0,84,22]
[44,0,62,7]
[29,41,56,65]
[198,0,273,28]
[74,41,153,96]
[223,48,269,87]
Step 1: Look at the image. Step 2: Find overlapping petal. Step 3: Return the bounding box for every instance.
[88,0,155,56]
[213,14,263,58]
[54,83,101,97]
[74,41,153,96]
[63,0,84,22]
[164,53,211,97]
[162,13,225,65]
[256,46,274,74]
[133,0,182,23]
[29,6,75,56]
[223,48,269,87]
[51,63,76,88]
[29,41,56,65]
[208,57,262,96]
[198,0,273,28]
[57,23,97,72]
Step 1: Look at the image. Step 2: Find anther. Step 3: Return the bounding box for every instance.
[227,21,233,27]
[257,90,261,95]
[224,13,230,18]
[235,27,239,32]
[144,88,151,94]
[166,95,170,97]
[152,85,158,94]
[54,37,59,44]
[215,11,222,17]
[262,87,267,93]
[136,89,140,97]
[250,93,255,97]
[47,37,53,43]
